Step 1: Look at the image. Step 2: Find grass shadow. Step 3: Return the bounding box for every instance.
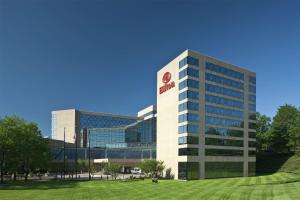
[0,180,83,190]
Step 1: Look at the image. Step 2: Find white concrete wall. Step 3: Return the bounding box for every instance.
[51,109,76,143]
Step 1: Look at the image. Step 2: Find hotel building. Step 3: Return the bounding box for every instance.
[51,49,256,179]
[157,50,256,179]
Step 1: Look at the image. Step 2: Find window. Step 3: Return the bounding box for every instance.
[179,56,199,68]
[178,124,199,134]
[205,127,244,137]
[206,95,244,109]
[249,76,256,85]
[206,62,244,80]
[249,132,256,138]
[248,95,256,102]
[205,162,243,178]
[206,83,244,99]
[205,149,243,156]
[249,150,256,156]
[179,90,199,101]
[248,162,256,176]
[206,116,244,128]
[179,67,199,79]
[178,162,199,180]
[179,79,199,90]
[249,103,256,111]
[178,136,199,145]
[205,138,243,147]
[249,113,256,120]
[206,73,244,90]
[249,85,256,93]
[179,148,198,156]
[178,113,199,123]
[205,105,244,119]
[179,102,199,112]
[249,141,256,148]
[248,122,256,129]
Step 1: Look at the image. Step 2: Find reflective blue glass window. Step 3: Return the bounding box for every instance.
[205,126,244,137]
[178,136,198,145]
[205,83,244,99]
[205,95,244,109]
[178,113,199,123]
[205,105,244,119]
[179,68,199,79]
[249,85,256,93]
[179,90,199,101]
[206,116,244,128]
[248,95,256,102]
[206,73,244,90]
[179,79,199,90]
[248,103,256,111]
[178,124,199,134]
[206,62,244,80]
[249,76,256,85]
[79,113,137,130]
[179,102,199,112]
[179,56,199,68]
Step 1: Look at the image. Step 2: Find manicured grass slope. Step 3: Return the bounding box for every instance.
[1,172,300,200]
[278,155,300,174]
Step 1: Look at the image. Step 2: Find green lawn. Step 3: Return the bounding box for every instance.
[1,173,300,200]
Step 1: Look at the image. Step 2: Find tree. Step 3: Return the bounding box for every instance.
[287,110,300,152]
[0,116,50,182]
[256,112,272,152]
[139,160,165,178]
[270,104,298,153]
[104,162,121,180]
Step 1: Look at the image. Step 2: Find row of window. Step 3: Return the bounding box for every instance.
[179,56,199,68]
[179,79,199,90]
[179,148,256,156]
[205,105,244,119]
[206,95,244,109]
[249,85,256,93]
[206,73,244,90]
[205,137,243,147]
[206,83,244,100]
[206,116,244,128]
[178,136,199,145]
[205,162,243,178]
[205,127,244,137]
[178,124,199,134]
[249,94,256,102]
[178,113,199,123]
[206,149,243,156]
[179,90,199,101]
[179,67,199,79]
[179,148,198,156]
[206,62,244,80]
[179,101,199,112]
[249,76,256,85]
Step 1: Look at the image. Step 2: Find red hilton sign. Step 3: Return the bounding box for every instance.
[159,72,175,94]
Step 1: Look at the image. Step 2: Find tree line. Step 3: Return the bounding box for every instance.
[256,104,300,153]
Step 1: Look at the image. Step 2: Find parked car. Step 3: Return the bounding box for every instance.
[131,167,142,174]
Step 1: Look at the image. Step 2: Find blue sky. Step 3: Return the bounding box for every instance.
[1,0,300,137]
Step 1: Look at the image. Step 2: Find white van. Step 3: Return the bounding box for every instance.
[131,167,142,174]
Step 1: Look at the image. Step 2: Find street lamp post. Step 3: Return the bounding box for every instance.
[88,129,91,181]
